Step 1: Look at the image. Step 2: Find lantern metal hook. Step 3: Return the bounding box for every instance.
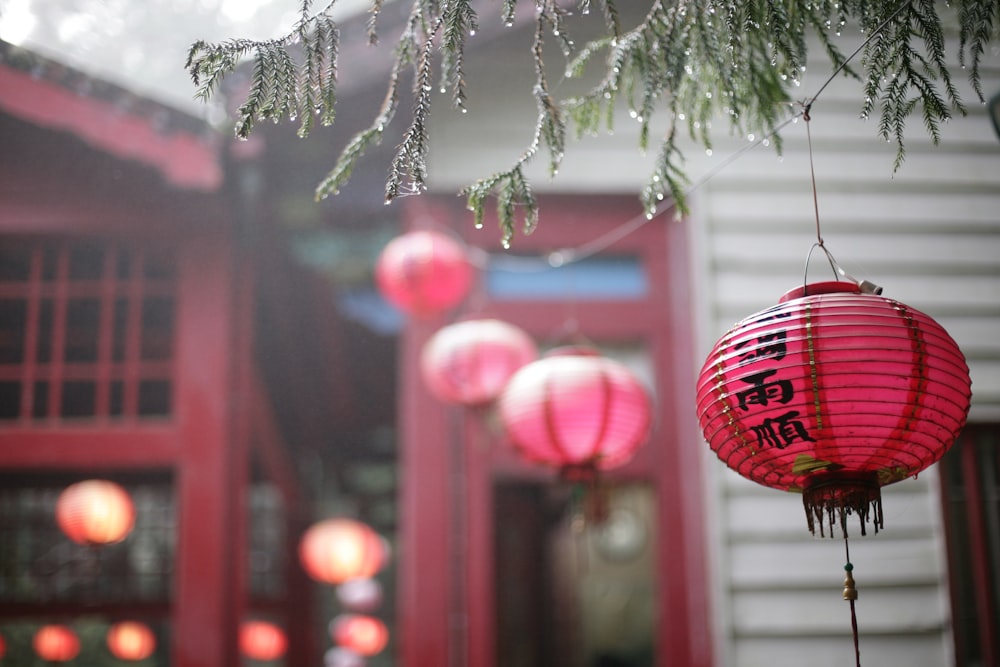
[802,243,884,296]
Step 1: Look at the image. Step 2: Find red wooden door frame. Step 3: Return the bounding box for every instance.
[399,194,714,667]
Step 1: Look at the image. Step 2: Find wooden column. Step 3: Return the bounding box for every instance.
[172,233,243,667]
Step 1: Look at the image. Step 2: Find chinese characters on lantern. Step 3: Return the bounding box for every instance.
[731,311,815,451]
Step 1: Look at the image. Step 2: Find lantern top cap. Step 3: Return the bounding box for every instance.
[780,280,861,303]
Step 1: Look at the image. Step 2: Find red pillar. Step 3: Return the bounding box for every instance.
[399,315,454,667]
[172,233,243,667]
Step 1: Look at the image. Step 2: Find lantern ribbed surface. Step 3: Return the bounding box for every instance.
[375,230,474,317]
[498,348,653,473]
[421,318,538,406]
[696,281,971,536]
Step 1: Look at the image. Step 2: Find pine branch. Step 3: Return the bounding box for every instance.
[957,0,1000,101]
[187,0,1000,243]
[459,7,565,245]
[185,1,339,141]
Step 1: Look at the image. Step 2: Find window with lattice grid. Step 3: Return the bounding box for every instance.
[0,238,175,422]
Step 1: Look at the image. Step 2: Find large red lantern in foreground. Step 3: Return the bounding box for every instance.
[107,621,156,661]
[239,621,288,661]
[421,318,538,406]
[498,348,653,475]
[330,614,389,657]
[34,625,80,662]
[299,518,387,584]
[696,281,971,536]
[56,479,136,546]
[375,230,474,317]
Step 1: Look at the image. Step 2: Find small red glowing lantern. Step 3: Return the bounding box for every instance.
[375,230,474,317]
[330,614,389,657]
[107,621,156,661]
[696,281,972,536]
[239,620,288,661]
[299,518,387,585]
[34,625,80,662]
[421,318,538,406]
[56,479,136,546]
[497,348,653,475]
[0,633,6,659]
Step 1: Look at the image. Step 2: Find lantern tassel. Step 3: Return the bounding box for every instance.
[802,472,883,538]
[561,464,609,523]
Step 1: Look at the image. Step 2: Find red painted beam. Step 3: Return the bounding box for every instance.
[0,429,179,468]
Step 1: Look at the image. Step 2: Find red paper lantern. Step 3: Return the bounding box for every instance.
[34,625,80,662]
[696,281,972,536]
[0,633,6,659]
[107,621,156,661]
[299,518,387,584]
[421,318,538,406]
[375,230,474,317]
[497,347,653,474]
[56,479,136,546]
[330,614,389,657]
[239,620,288,661]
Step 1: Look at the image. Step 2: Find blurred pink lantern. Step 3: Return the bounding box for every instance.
[299,518,388,584]
[421,318,537,406]
[375,230,474,317]
[497,347,653,475]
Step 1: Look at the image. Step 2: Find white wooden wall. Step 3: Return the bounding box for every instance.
[426,21,1000,667]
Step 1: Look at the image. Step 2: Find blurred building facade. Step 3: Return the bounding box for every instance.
[2,5,999,667]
